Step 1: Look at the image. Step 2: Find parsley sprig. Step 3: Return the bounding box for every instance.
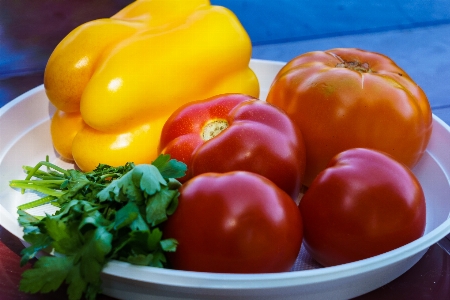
[9,154,187,300]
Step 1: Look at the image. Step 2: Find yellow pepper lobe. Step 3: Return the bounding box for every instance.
[202,119,229,141]
[112,0,210,26]
[50,110,84,161]
[80,5,259,132]
[44,19,141,113]
[72,117,167,172]
[45,0,259,171]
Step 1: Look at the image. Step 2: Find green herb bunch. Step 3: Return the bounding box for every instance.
[9,154,187,300]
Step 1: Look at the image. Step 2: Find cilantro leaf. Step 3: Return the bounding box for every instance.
[97,169,144,203]
[152,153,187,179]
[160,238,178,252]
[146,187,179,226]
[17,210,41,235]
[20,233,52,266]
[66,263,88,300]
[20,255,73,294]
[43,215,82,253]
[134,164,167,195]
[113,201,140,230]
[79,227,113,283]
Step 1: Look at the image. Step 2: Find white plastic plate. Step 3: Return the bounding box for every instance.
[1,59,450,300]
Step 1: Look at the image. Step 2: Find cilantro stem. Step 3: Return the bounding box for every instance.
[23,166,66,179]
[24,161,69,180]
[9,181,65,197]
[98,173,123,181]
[17,195,58,210]
[11,179,66,185]
[18,160,69,194]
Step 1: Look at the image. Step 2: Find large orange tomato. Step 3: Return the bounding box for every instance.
[267,48,433,185]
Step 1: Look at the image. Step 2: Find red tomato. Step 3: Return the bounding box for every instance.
[163,171,303,273]
[267,48,433,186]
[299,148,426,267]
[158,93,306,199]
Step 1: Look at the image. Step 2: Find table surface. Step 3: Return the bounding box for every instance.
[1,1,450,299]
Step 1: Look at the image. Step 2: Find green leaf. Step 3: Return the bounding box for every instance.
[79,210,111,231]
[166,191,179,216]
[66,265,87,300]
[130,213,150,232]
[112,228,163,261]
[133,164,166,195]
[152,154,187,179]
[19,255,73,294]
[43,215,82,254]
[148,251,167,268]
[114,201,139,230]
[146,228,163,251]
[17,210,42,235]
[122,248,167,268]
[128,229,161,252]
[126,253,155,266]
[160,238,178,252]
[97,171,143,203]
[146,187,179,226]
[20,233,52,266]
[166,178,182,190]
[17,209,41,227]
[79,227,113,283]
[57,170,96,205]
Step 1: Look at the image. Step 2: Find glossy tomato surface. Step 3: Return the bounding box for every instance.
[299,148,426,267]
[159,93,306,199]
[163,171,303,273]
[267,48,432,186]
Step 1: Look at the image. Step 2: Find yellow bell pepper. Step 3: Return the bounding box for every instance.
[44,0,259,171]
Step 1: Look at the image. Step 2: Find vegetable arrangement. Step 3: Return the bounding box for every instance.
[9,1,434,299]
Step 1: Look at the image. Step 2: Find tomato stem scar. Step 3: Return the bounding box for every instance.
[202,119,229,141]
[336,61,371,73]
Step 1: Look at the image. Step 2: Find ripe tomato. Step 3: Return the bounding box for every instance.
[299,148,426,267]
[158,93,306,199]
[163,171,303,273]
[267,48,433,186]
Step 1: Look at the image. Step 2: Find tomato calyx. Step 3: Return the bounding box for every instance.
[201,119,229,141]
[336,60,371,73]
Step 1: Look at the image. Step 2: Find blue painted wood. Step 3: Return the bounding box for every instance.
[212,0,450,45]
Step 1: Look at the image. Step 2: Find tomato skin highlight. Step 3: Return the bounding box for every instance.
[159,93,306,199]
[267,48,433,186]
[163,171,303,273]
[299,148,426,267]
